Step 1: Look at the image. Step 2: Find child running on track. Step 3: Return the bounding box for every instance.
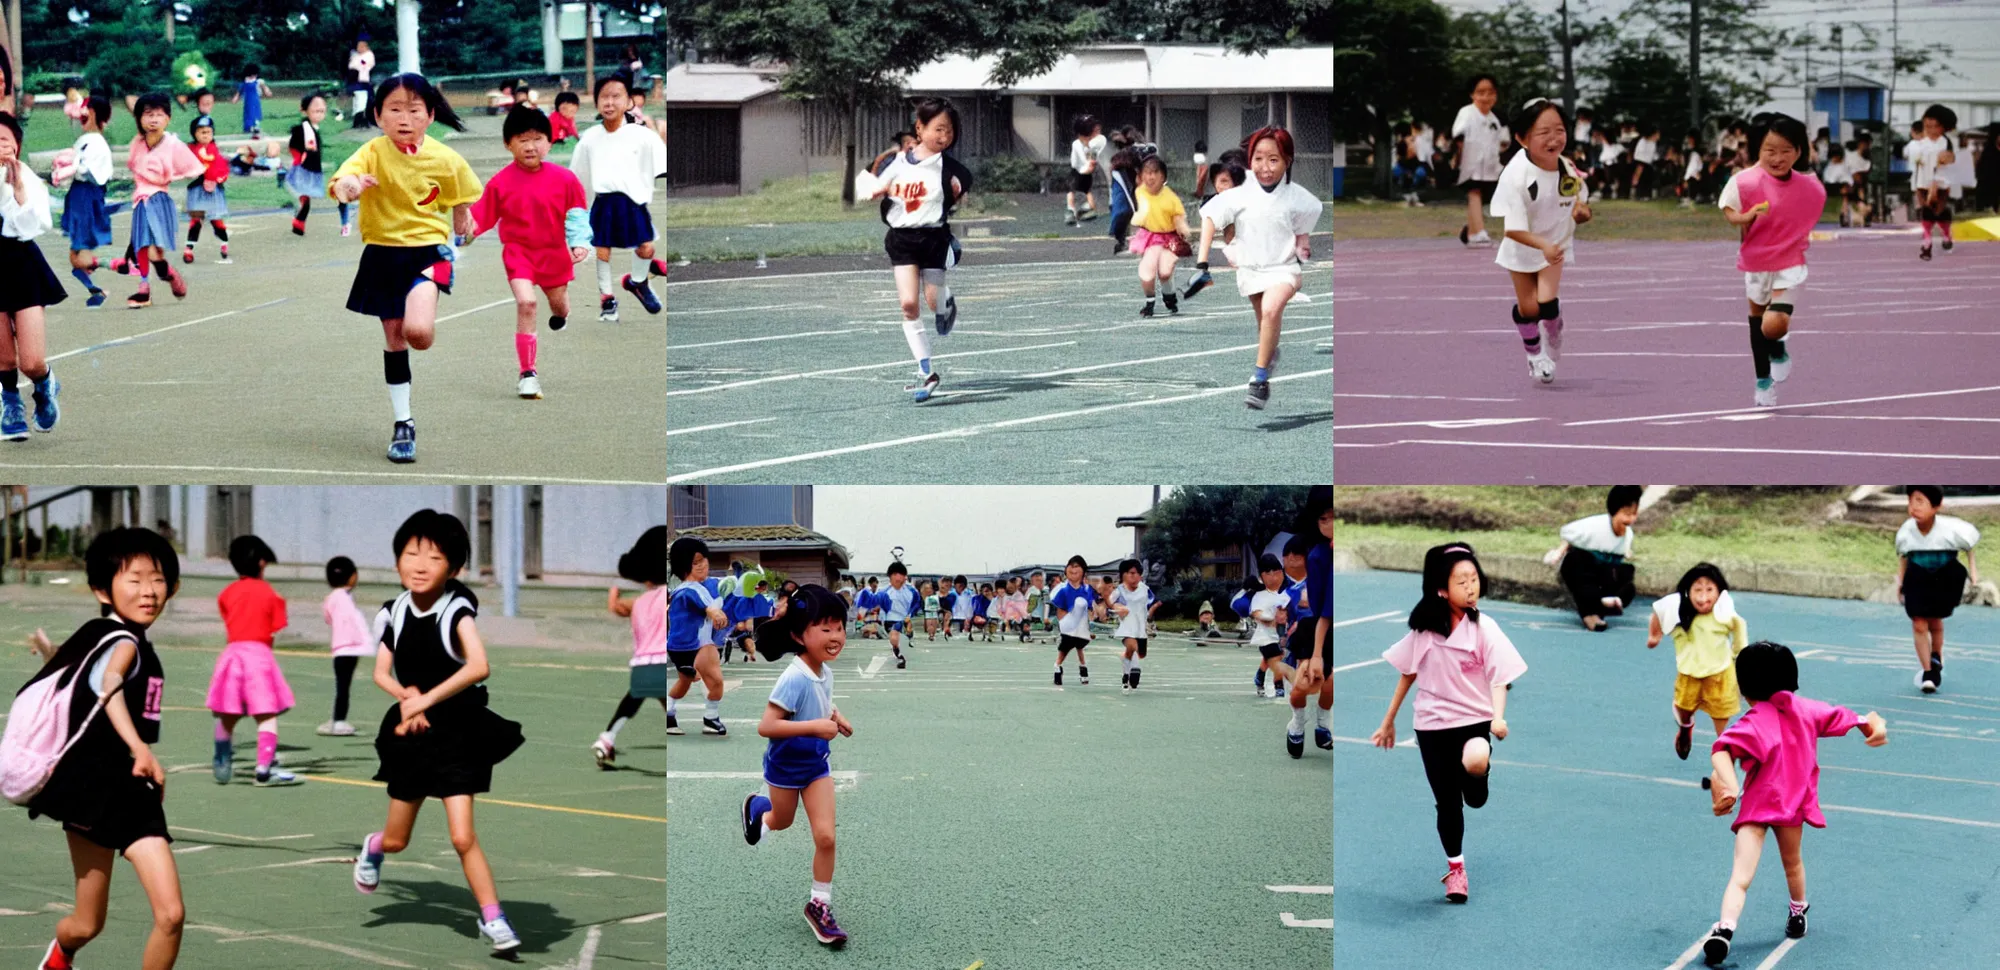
[118,93,202,310]
[1720,114,1822,406]
[1546,485,1642,631]
[317,555,373,737]
[353,510,527,955]
[1132,155,1193,317]
[595,526,669,768]
[207,535,301,787]
[53,96,113,308]
[856,97,972,404]
[1648,563,1746,760]
[285,93,347,236]
[1185,127,1322,409]
[1371,542,1527,905]
[1065,114,1105,225]
[331,73,482,464]
[877,561,919,669]
[181,115,232,265]
[1697,641,1886,965]
[1110,559,1157,690]
[1894,486,1979,695]
[1285,492,1335,758]
[1050,556,1098,686]
[571,72,668,322]
[1491,98,1591,385]
[0,110,65,442]
[740,585,855,948]
[18,529,184,970]
[468,105,592,400]
[665,536,730,736]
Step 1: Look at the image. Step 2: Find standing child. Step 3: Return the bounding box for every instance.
[570,73,668,322]
[286,93,350,237]
[207,535,300,787]
[53,96,113,308]
[1003,578,1029,641]
[1647,563,1747,760]
[353,510,526,954]
[1370,542,1527,904]
[1546,485,1642,631]
[1185,127,1323,409]
[740,585,855,947]
[119,94,203,310]
[1283,498,1336,759]
[16,529,184,970]
[1110,559,1158,691]
[1065,115,1105,225]
[1452,75,1505,246]
[1050,556,1097,686]
[922,580,943,640]
[469,105,592,400]
[1491,99,1591,386]
[0,111,66,441]
[181,115,232,265]
[1720,114,1822,406]
[1906,105,1957,260]
[1894,485,1979,694]
[1697,641,1886,965]
[877,561,919,669]
[232,66,272,135]
[856,98,973,403]
[331,73,483,463]
[318,555,373,737]
[664,537,730,736]
[1245,554,1294,697]
[1131,155,1193,317]
[595,526,669,768]
[1105,148,1140,255]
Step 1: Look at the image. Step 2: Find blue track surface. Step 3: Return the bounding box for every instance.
[1333,570,2000,970]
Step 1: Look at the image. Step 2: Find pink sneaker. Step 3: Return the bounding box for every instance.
[1442,864,1468,903]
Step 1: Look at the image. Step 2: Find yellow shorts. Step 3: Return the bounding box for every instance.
[1674,669,1741,719]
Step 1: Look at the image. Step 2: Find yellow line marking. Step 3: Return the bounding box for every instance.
[964,961,985,970]
[300,775,666,823]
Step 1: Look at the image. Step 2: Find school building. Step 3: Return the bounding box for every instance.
[668,485,851,588]
[663,44,1336,197]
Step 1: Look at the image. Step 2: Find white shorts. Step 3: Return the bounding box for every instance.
[1744,265,1807,305]
[1236,262,1304,298]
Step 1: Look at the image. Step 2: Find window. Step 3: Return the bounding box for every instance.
[673,485,709,531]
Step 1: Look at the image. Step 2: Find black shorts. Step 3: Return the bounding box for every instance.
[347,243,454,319]
[1287,619,1319,666]
[1069,170,1094,194]
[1058,634,1090,654]
[1904,558,1967,620]
[884,226,958,270]
[1124,637,1147,657]
[57,781,171,854]
[668,648,701,676]
[1463,179,1498,200]
[1258,642,1287,660]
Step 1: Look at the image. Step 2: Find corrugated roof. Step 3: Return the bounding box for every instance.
[902,45,1333,94]
[664,63,783,105]
[681,525,851,569]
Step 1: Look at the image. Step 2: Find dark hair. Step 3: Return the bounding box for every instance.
[1029,570,1044,579]
[1072,114,1099,138]
[1214,161,1247,190]
[1672,562,1729,634]
[1109,147,1138,180]
[1508,98,1569,144]
[767,584,848,657]
[554,91,580,109]
[372,73,467,131]
[85,527,181,613]
[618,526,667,585]
[1576,107,1594,119]
[1734,640,1799,700]
[1408,542,1486,637]
[1921,103,1958,132]
[669,536,708,580]
[1754,113,1809,155]
[887,560,908,577]
[1606,485,1644,516]
[1257,552,1283,574]
[912,97,959,147]
[1139,154,1168,179]
[0,111,18,149]
[192,87,211,101]
[392,509,471,574]
[503,104,553,142]
[954,574,968,585]
[134,92,173,120]
[1908,485,1944,508]
[1217,147,1249,168]
[227,535,277,577]
[326,556,358,588]
[1467,73,1499,96]
[1283,533,1316,559]
[1065,555,1087,571]
[594,71,633,101]
[300,91,326,111]
[188,113,214,138]
[1119,559,1142,577]
[85,95,112,128]
[1193,139,1208,154]
[865,575,877,584]
[242,64,261,78]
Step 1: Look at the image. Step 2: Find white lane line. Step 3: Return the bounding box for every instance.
[1332,658,1386,673]
[667,417,779,436]
[1753,937,1802,969]
[1334,418,1541,432]
[50,298,290,362]
[1017,326,1334,378]
[1335,393,1520,403]
[858,655,888,679]
[1662,932,1710,970]
[435,297,515,323]
[571,925,603,970]
[672,328,859,349]
[664,341,1078,396]
[1791,414,2000,424]
[1336,439,2000,463]
[668,769,861,791]
[1333,611,1402,628]
[622,911,668,924]
[1280,912,1333,929]
[662,252,1328,287]
[172,844,215,855]
[1266,885,1333,894]
[171,826,315,842]
[194,922,417,967]
[1566,384,2000,427]
[669,368,1330,481]
[0,462,657,485]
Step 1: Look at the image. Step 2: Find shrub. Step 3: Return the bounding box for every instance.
[976,153,1040,193]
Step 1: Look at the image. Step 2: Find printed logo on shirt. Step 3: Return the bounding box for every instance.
[144,677,164,720]
[890,179,929,213]
[1459,654,1483,674]
[417,183,441,207]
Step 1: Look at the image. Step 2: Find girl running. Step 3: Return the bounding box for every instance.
[119,93,202,309]
[352,510,526,955]
[1698,641,1886,965]
[1907,105,1957,261]
[570,72,668,322]
[856,97,973,404]
[331,73,483,464]
[1894,485,1979,694]
[285,93,347,236]
[1106,147,1139,256]
[181,115,232,265]
[740,585,855,947]
[53,96,113,308]
[1050,556,1097,686]
[1452,75,1505,246]
[1184,127,1322,409]
[468,105,592,400]
[594,526,669,768]
[207,535,300,787]
[18,529,184,970]
[0,110,65,441]
[1370,542,1527,904]
[665,536,730,736]
[1110,559,1157,691]
[1065,114,1105,225]
[1131,155,1193,317]
[1647,563,1746,760]
[1491,98,1591,386]
[317,555,373,737]
[1285,493,1336,758]
[1719,113,1821,407]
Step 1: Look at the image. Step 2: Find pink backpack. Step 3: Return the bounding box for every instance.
[1,631,129,805]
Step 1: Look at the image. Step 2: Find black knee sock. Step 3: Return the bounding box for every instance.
[297,196,312,221]
[1511,304,1541,353]
[212,220,229,242]
[187,218,202,244]
[0,368,16,393]
[1462,768,1490,809]
[607,693,645,731]
[332,655,357,721]
[1748,314,1771,380]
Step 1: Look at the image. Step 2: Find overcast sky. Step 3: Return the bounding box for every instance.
[817,487,1168,575]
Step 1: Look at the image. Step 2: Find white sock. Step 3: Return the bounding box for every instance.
[811,880,832,903]
[760,819,770,838]
[632,255,652,282]
[605,716,629,742]
[1288,706,1308,734]
[1447,854,1464,867]
[1121,657,1132,675]
[388,382,411,423]
[666,698,678,716]
[902,317,933,367]
[1315,705,1330,729]
[704,699,720,720]
[596,259,614,296]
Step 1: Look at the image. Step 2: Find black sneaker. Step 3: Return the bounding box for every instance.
[1920,243,1933,261]
[1079,665,1089,685]
[549,314,567,332]
[896,656,906,669]
[1287,732,1304,759]
[1140,301,1154,318]
[1162,292,1178,314]
[1943,239,1954,253]
[1675,722,1693,761]
[1053,668,1063,686]
[1129,668,1140,689]
[665,714,683,735]
[1786,904,1808,939]
[1932,657,1943,688]
[1246,380,1271,410]
[701,717,727,736]
[1922,667,1940,694]
[1459,225,1471,246]
[1702,926,1732,966]
[743,792,770,846]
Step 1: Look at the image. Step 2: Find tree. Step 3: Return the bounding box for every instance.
[1331,0,1454,198]
[1137,486,1313,579]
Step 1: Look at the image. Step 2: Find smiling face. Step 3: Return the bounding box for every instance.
[1519,106,1567,167]
[595,79,631,124]
[1250,136,1288,187]
[800,617,846,664]
[1212,169,1236,192]
[1922,117,1943,140]
[396,537,454,597]
[916,111,955,154]
[95,554,170,628]
[1758,134,1800,177]
[1610,504,1639,536]
[379,85,434,147]
[1688,576,1720,615]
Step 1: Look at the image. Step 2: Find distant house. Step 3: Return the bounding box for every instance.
[665,44,1335,196]
[669,486,849,588]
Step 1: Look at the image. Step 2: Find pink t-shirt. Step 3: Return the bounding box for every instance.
[630,585,667,667]
[1381,613,1528,731]
[1732,166,1826,272]
[323,588,375,658]
[469,161,587,254]
[1713,690,1864,831]
[127,134,204,202]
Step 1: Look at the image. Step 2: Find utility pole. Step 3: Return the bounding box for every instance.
[164,3,173,42]
[1689,0,1702,131]
[1803,24,1813,126]
[1834,25,1845,145]
[584,1,597,86]
[1560,0,1578,113]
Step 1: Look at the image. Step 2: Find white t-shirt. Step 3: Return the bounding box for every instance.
[1846,151,1872,177]
[1070,136,1105,175]
[349,49,375,84]
[1821,159,1850,185]
[1491,152,1586,274]
[1452,104,1505,182]
[572,120,666,205]
[1198,182,1323,273]
[1896,514,1980,555]
[1109,582,1154,639]
[1598,141,1626,166]
[1414,124,1436,163]
[1634,138,1660,165]
[1945,135,1977,189]
[1050,581,1096,638]
[1905,135,1947,188]
[1560,513,1634,557]
[1247,589,1290,647]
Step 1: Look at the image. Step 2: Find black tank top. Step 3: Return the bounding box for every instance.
[376,580,486,716]
[47,616,163,746]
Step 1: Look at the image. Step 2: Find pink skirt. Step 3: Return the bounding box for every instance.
[206,641,296,716]
[1131,228,1192,256]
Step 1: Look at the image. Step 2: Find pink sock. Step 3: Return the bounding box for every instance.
[1922,221,1933,242]
[215,720,232,742]
[255,730,277,770]
[480,903,504,923]
[365,832,384,859]
[515,332,537,372]
[1941,223,1953,241]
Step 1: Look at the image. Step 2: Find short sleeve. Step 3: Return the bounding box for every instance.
[768,670,805,713]
[1712,717,1767,763]
[1382,631,1423,676]
[1652,593,1682,631]
[1477,616,1528,687]
[1955,518,1982,549]
[1451,105,1473,138]
[1288,191,1323,236]
[1199,190,1243,229]
[1717,173,1743,212]
[444,151,483,208]
[331,140,376,189]
[1814,701,1865,739]
[1490,169,1524,226]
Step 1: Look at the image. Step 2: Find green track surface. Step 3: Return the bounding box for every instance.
[0,575,664,969]
[665,630,1332,968]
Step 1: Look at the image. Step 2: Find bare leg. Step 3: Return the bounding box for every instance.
[1775,824,1805,903]
[801,775,838,883]
[1912,617,1933,670]
[57,832,114,955]
[443,795,499,908]
[122,836,185,970]
[1719,823,1768,926]
[695,644,724,702]
[1466,187,1486,237]
[544,284,570,320]
[1461,736,1491,776]
[509,279,539,335]
[764,785,801,831]
[1255,279,1298,370]
[377,797,423,854]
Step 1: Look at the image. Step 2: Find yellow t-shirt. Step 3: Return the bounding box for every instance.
[1670,611,1746,679]
[331,135,483,247]
[1135,184,1185,233]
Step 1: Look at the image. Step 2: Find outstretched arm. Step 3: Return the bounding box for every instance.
[1371,672,1417,748]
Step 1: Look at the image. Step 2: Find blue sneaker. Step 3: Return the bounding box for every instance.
[907,370,940,403]
[1,392,26,441]
[29,377,58,433]
[254,767,302,787]
[1315,727,1333,750]
[85,290,108,308]
[1287,731,1305,759]
[621,274,662,314]
[1183,268,1215,300]
[743,792,771,845]
[1274,682,1287,698]
[212,739,234,784]
[387,420,415,463]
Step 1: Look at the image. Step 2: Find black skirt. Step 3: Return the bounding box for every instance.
[373,701,525,802]
[1904,555,1968,620]
[30,734,171,853]
[347,243,455,320]
[0,237,69,314]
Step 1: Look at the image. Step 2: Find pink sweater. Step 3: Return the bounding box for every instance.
[1734,166,1826,272]
[1713,690,1864,831]
[127,134,204,202]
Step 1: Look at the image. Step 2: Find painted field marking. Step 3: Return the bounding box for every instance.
[0,461,657,485]
[668,417,779,436]
[191,921,417,967]
[1266,885,1333,894]
[1336,439,2000,463]
[858,655,888,679]
[50,298,291,363]
[171,825,314,843]
[623,912,668,923]
[672,329,860,349]
[664,341,1078,396]
[434,297,514,323]
[562,924,603,970]
[1332,659,1386,674]
[1280,913,1333,929]
[1663,932,1710,970]
[1566,384,2000,427]
[1017,326,1333,379]
[172,844,214,855]
[669,769,860,792]
[1334,418,1541,432]
[300,774,665,822]
[1753,937,1801,969]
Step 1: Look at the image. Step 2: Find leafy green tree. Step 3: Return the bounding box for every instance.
[1137,485,1313,579]
[1332,0,1455,197]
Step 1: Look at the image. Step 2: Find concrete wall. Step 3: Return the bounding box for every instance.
[542,485,667,574]
[252,486,463,571]
[1207,94,1244,155]
[1013,94,1054,160]
[707,486,804,527]
[737,95,843,193]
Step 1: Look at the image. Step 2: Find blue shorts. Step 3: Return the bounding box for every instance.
[884,620,907,633]
[763,736,831,790]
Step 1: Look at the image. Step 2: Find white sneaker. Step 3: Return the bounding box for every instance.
[331,721,357,736]
[592,737,615,768]
[1769,353,1791,383]
[1526,351,1556,384]
[1469,230,1493,246]
[478,915,521,951]
[1754,382,1778,407]
[353,841,381,894]
[316,720,339,736]
[518,373,543,399]
[1542,317,1563,360]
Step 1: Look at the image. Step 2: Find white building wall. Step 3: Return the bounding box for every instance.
[541,485,667,575]
[252,486,460,570]
[1013,94,1053,160]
